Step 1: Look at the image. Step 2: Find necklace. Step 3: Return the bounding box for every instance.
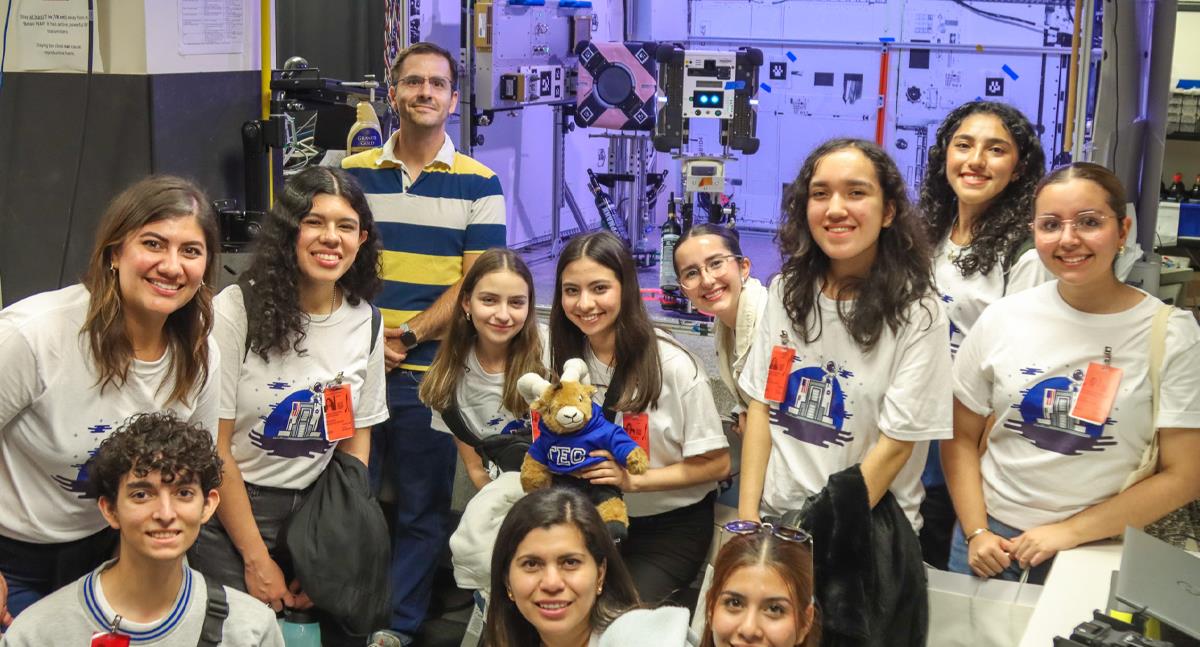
[311,286,342,324]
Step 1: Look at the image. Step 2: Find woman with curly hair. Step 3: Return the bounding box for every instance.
[0,175,219,625]
[187,167,388,626]
[916,101,1052,568]
[737,138,952,529]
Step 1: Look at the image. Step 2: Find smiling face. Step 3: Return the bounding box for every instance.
[507,523,604,646]
[98,468,218,564]
[111,215,208,325]
[390,52,459,131]
[1033,177,1129,288]
[945,112,1019,215]
[806,147,895,281]
[465,269,531,354]
[294,193,367,293]
[560,257,622,351]
[674,234,750,320]
[709,564,811,647]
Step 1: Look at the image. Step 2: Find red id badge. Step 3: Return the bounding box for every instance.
[322,384,356,441]
[91,632,130,647]
[622,413,650,458]
[764,346,796,403]
[1069,362,1123,426]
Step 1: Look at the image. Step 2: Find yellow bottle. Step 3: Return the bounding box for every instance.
[346,102,383,153]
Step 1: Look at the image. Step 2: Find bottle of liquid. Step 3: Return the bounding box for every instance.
[346,102,383,154]
[660,194,682,289]
[586,169,628,240]
[1190,174,1200,202]
[279,610,321,647]
[1166,172,1187,203]
[680,201,694,234]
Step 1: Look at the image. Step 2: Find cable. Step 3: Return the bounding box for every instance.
[57,0,93,288]
[950,0,1039,29]
[0,0,13,95]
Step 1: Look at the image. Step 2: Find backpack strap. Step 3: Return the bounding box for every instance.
[1000,237,1036,294]
[600,371,624,424]
[197,574,228,647]
[441,400,484,449]
[369,303,381,355]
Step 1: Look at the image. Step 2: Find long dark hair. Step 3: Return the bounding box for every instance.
[778,138,935,351]
[699,532,821,647]
[420,248,546,417]
[240,167,382,360]
[485,488,640,646]
[82,175,218,406]
[919,100,1046,277]
[550,231,662,412]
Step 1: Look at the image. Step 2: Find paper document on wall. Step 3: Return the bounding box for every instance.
[3,0,104,73]
[178,0,244,56]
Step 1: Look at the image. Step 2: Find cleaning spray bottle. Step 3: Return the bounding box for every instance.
[346,102,383,154]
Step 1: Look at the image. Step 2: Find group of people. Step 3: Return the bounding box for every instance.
[1,37,1198,647]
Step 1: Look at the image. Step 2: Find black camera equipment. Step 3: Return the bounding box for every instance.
[1054,611,1174,647]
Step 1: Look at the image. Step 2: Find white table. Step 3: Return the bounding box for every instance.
[1018,541,1124,646]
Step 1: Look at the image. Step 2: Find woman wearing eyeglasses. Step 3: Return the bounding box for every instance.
[943,162,1200,583]
[673,225,768,435]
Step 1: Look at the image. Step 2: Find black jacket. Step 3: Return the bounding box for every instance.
[285,451,391,636]
[782,465,928,647]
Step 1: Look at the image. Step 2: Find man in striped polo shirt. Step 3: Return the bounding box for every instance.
[342,41,505,646]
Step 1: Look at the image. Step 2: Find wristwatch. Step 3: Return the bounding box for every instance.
[399,322,419,350]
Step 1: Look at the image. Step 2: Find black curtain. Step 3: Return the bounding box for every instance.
[275,1,388,86]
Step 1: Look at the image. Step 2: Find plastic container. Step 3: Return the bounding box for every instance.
[346,102,383,154]
[278,609,321,647]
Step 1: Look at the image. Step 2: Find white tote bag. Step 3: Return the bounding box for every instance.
[926,566,1043,647]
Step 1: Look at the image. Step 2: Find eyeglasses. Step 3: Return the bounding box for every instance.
[722,520,812,546]
[397,75,453,91]
[1032,211,1114,240]
[678,254,742,289]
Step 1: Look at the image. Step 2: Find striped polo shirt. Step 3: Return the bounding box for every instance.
[343,133,506,371]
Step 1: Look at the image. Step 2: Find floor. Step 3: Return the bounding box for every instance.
[408,228,781,647]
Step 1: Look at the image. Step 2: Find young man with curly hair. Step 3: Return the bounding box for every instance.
[0,412,282,646]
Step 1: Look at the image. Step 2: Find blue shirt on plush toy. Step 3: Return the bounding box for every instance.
[528,402,642,474]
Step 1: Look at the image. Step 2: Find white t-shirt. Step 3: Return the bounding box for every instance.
[738,277,954,528]
[0,560,283,646]
[214,285,388,489]
[953,282,1200,530]
[583,332,729,517]
[430,324,547,439]
[933,239,1052,355]
[0,285,219,544]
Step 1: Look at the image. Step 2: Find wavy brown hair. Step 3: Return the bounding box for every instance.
[550,231,665,412]
[778,138,935,351]
[82,175,218,406]
[420,248,546,417]
[918,100,1046,277]
[240,167,382,360]
[485,487,639,646]
[700,532,821,647]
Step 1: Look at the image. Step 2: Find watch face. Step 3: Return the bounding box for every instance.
[401,331,418,348]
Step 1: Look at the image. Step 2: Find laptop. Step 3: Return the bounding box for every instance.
[1114,526,1200,640]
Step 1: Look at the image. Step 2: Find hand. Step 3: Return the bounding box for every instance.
[1,571,13,629]
[730,411,747,437]
[1010,523,1080,569]
[575,450,636,492]
[243,552,295,612]
[967,530,1015,578]
[287,579,314,611]
[383,328,409,372]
